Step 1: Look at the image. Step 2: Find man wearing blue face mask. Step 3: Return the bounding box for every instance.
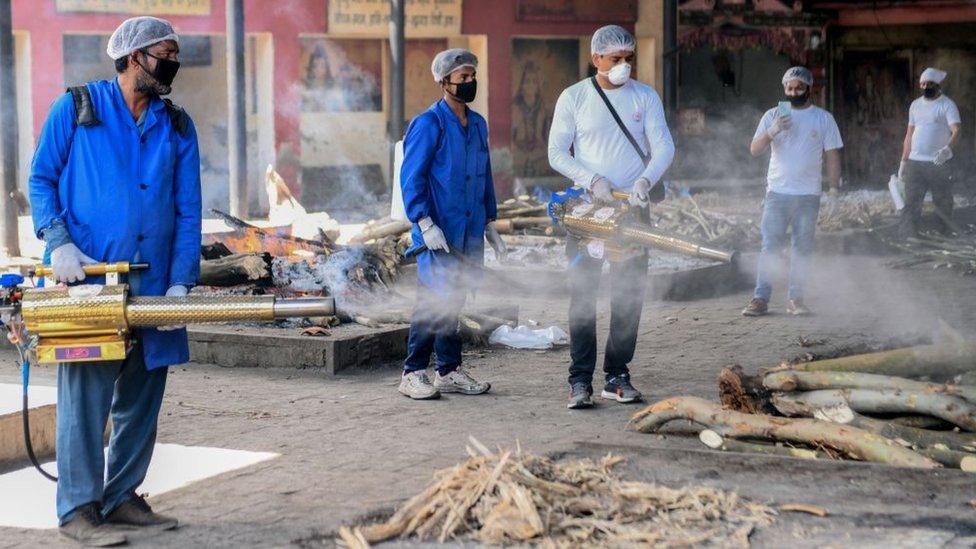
[29,16,200,545]
[548,25,675,410]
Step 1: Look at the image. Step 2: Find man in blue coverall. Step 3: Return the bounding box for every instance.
[397,48,506,400]
[29,17,201,546]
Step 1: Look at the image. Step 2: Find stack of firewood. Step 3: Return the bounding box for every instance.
[632,339,976,471]
[884,233,976,275]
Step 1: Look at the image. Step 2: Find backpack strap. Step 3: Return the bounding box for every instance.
[162,98,189,136]
[67,85,99,127]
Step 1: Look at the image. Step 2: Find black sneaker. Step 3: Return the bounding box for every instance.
[59,503,127,547]
[105,494,178,531]
[601,374,643,403]
[567,382,594,409]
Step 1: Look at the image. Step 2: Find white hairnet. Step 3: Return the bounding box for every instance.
[430,48,478,82]
[106,16,179,60]
[920,67,947,84]
[591,25,635,55]
[782,66,813,87]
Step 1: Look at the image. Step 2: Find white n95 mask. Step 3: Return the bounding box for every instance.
[600,63,631,86]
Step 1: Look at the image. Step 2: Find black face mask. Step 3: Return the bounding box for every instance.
[923,86,940,99]
[787,91,809,107]
[448,79,477,103]
[138,50,181,87]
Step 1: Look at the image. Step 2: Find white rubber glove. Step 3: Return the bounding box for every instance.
[484,221,507,261]
[766,113,791,138]
[50,243,97,284]
[419,217,450,253]
[629,177,651,207]
[933,146,953,166]
[158,285,188,331]
[898,160,908,181]
[589,175,614,203]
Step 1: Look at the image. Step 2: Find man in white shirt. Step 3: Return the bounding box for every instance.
[548,25,674,409]
[742,66,843,317]
[898,67,961,237]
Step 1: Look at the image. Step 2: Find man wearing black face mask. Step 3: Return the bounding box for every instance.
[898,67,961,237]
[397,48,504,400]
[29,16,200,545]
[742,66,842,317]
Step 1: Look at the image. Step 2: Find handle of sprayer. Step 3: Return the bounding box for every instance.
[28,261,151,278]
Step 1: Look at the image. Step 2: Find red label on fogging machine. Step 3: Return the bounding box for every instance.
[55,346,103,361]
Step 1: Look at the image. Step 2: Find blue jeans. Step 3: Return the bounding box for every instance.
[56,344,168,524]
[403,287,466,375]
[754,191,821,302]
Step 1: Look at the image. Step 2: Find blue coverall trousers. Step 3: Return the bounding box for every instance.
[56,343,168,524]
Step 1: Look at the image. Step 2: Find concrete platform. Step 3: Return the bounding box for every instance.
[188,305,519,374]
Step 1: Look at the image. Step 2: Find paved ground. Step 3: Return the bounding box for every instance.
[1,253,975,547]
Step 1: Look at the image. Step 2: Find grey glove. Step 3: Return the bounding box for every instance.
[589,175,614,202]
[485,221,507,261]
[934,146,953,166]
[419,217,450,253]
[158,285,189,331]
[629,177,651,207]
[50,243,97,284]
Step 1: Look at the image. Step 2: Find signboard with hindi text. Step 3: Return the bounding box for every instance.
[328,0,462,38]
[56,0,211,15]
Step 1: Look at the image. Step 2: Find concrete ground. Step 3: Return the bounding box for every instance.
[1,253,975,547]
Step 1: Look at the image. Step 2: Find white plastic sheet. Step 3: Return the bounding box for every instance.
[488,325,569,350]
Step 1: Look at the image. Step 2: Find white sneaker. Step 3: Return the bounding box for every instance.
[434,368,491,395]
[398,371,440,400]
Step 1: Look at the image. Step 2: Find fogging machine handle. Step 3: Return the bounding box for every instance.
[28,261,150,278]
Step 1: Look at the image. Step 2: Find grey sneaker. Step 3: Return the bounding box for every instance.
[59,503,127,547]
[601,374,643,403]
[742,298,768,317]
[105,494,178,531]
[567,382,594,409]
[398,371,441,400]
[786,299,811,316]
[434,368,490,395]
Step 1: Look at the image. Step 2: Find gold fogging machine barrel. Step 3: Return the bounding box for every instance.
[19,262,335,363]
[549,190,737,264]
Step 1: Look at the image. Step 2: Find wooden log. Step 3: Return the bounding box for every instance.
[493,217,552,234]
[784,342,976,381]
[804,402,976,453]
[698,430,823,460]
[349,220,412,244]
[498,234,561,247]
[771,389,976,432]
[207,209,331,256]
[630,396,939,468]
[887,415,954,430]
[198,253,272,287]
[916,446,976,471]
[764,370,976,404]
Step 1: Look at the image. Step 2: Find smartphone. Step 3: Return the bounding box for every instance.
[777,101,791,117]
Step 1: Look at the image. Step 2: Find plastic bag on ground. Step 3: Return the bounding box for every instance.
[488,325,569,350]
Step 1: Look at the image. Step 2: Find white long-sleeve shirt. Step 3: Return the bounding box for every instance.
[547,78,675,190]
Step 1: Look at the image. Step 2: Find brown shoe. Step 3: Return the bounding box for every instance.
[741,298,768,317]
[105,495,178,531]
[786,299,811,316]
[59,503,128,547]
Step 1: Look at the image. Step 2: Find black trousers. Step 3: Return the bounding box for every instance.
[899,160,954,236]
[566,238,648,386]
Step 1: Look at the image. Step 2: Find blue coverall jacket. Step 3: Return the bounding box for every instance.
[29,79,202,370]
[400,99,497,291]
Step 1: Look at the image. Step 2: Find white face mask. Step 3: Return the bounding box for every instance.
[600,62,631,86]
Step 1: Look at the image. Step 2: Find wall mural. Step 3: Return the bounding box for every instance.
[510,38,580,178]
[299,38,382,113]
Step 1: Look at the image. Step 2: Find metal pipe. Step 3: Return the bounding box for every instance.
[0,1,19,257]
[388,0,405,195]
[273,297,335,319]
[226,0,248,217]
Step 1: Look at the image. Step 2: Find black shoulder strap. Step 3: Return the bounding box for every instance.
[67,85,99,127]
[590,77,649,164]
[162,99,189,136]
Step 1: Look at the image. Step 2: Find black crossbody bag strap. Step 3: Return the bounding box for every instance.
[589,77,665,203]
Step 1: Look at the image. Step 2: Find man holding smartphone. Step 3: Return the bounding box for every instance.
[742,66,843,317]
